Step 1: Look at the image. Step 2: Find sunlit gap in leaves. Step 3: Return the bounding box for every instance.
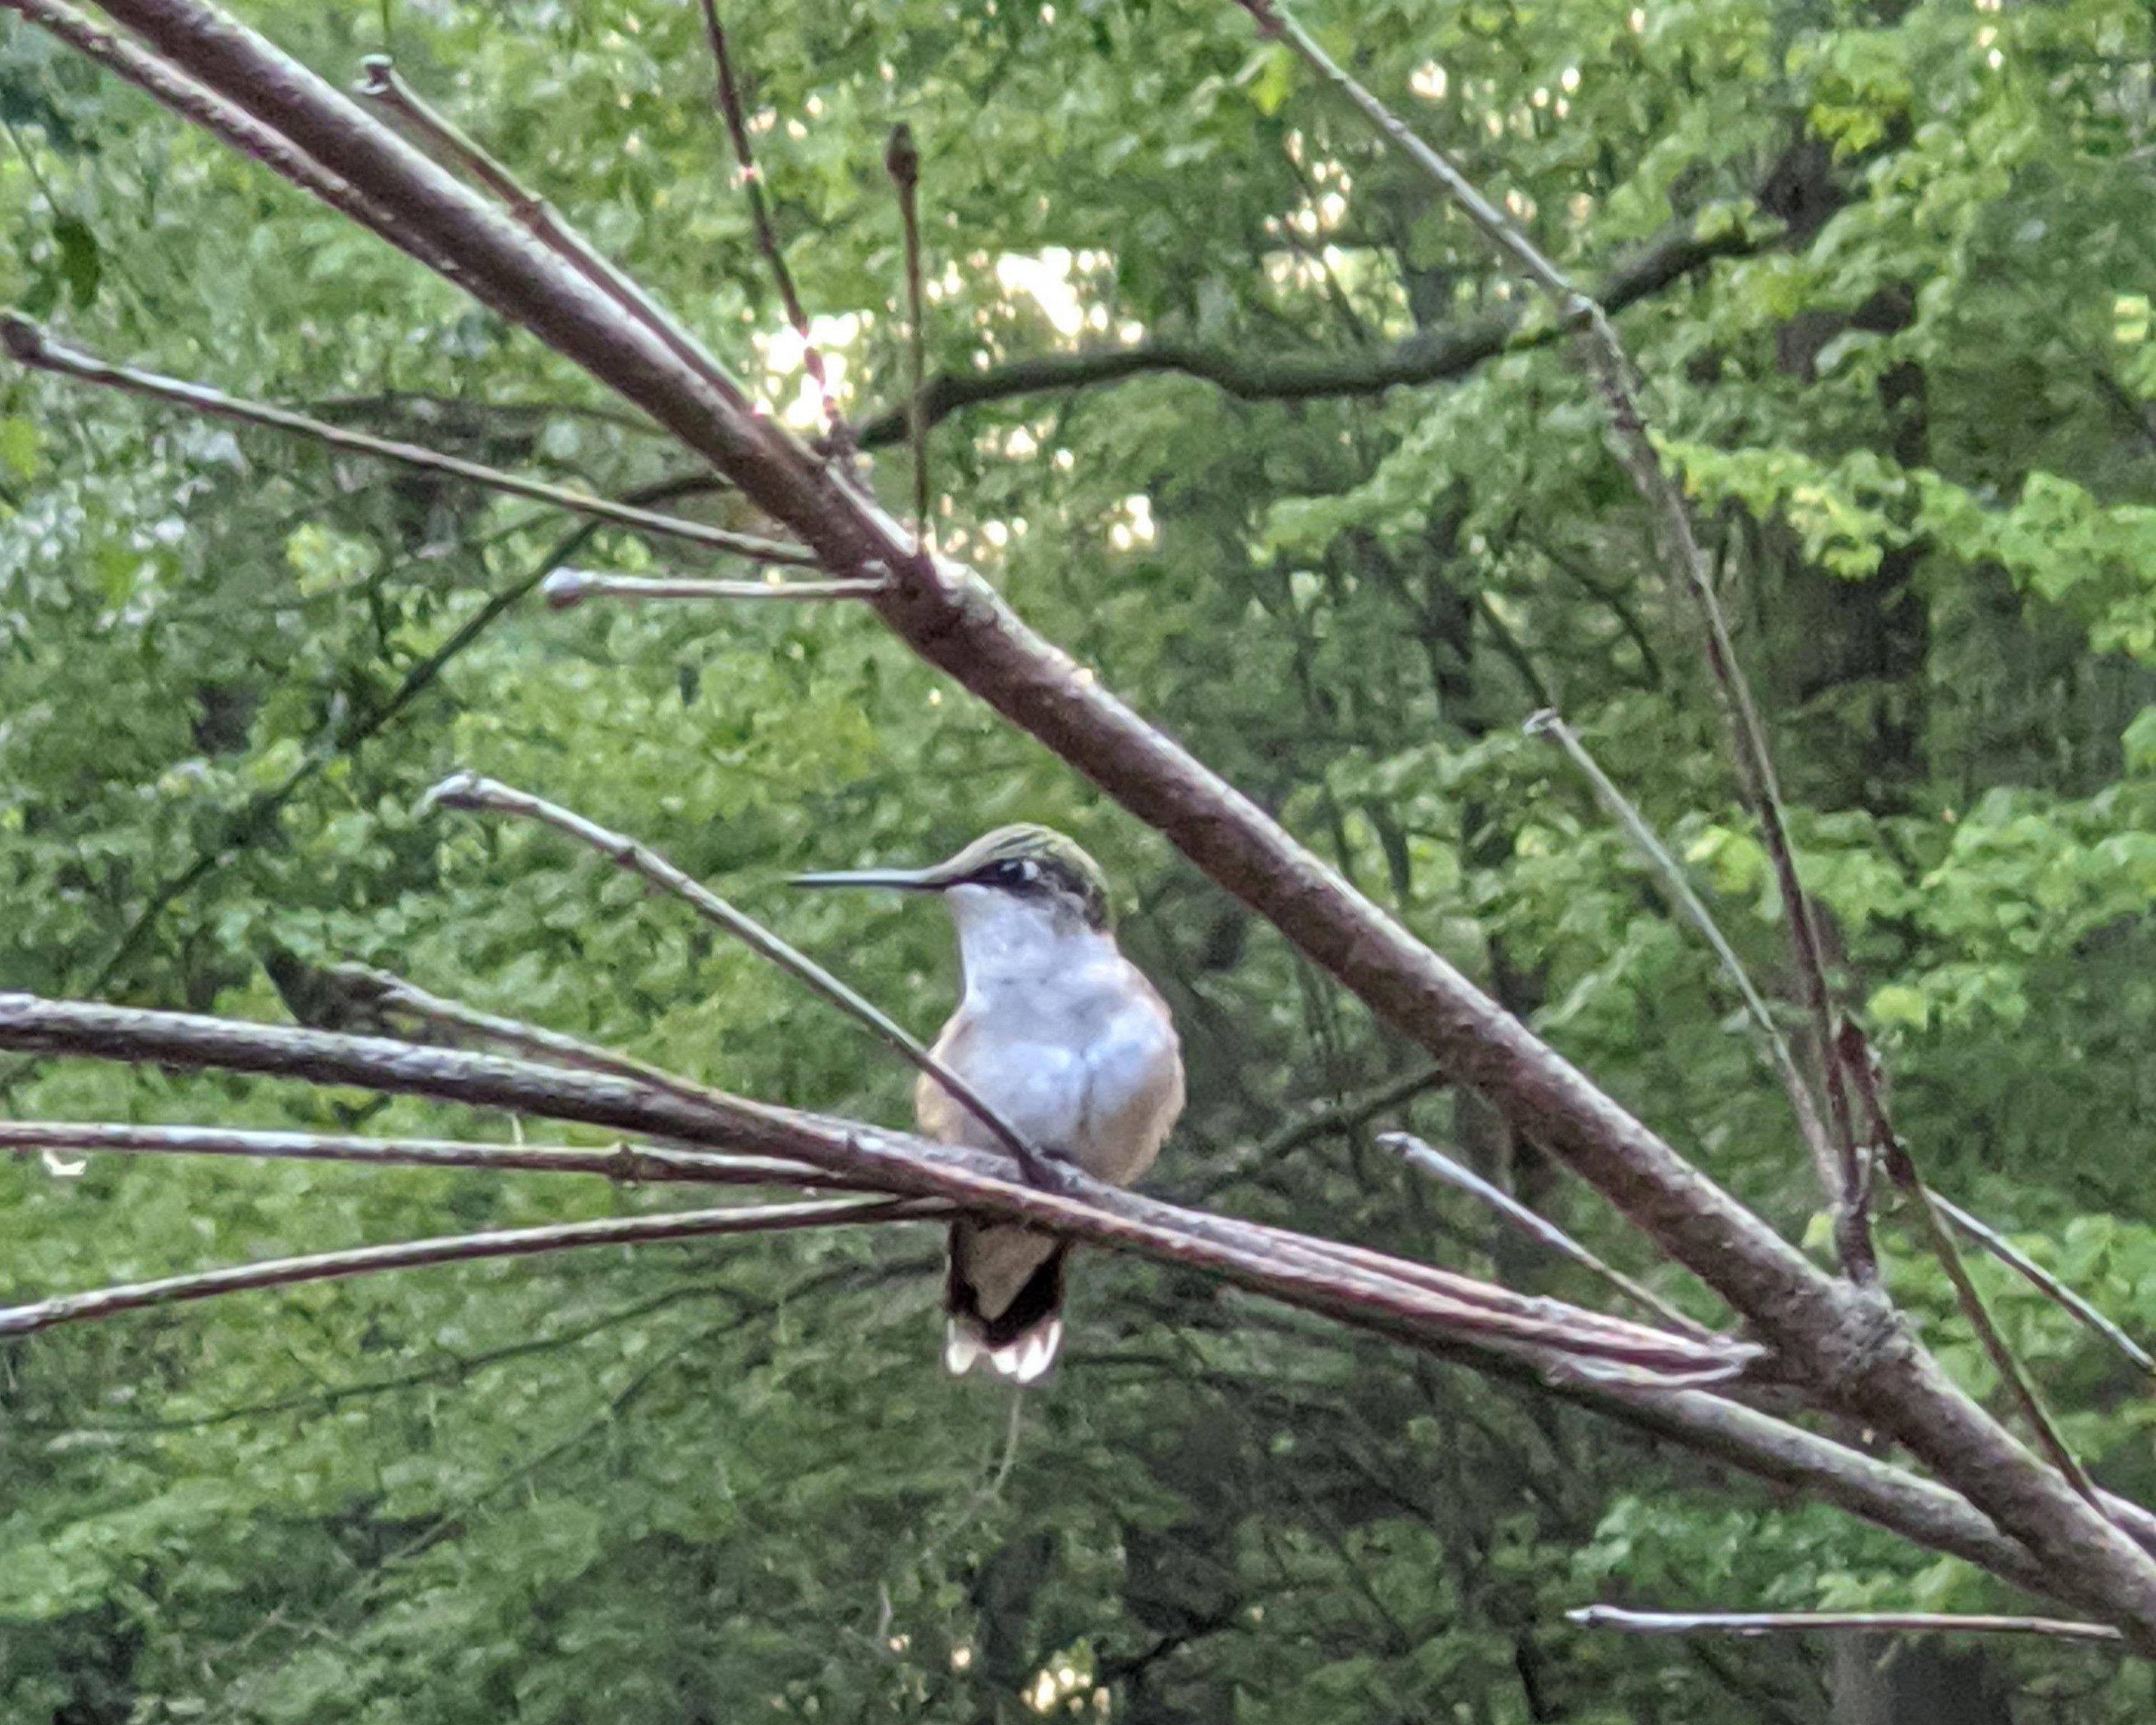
[737,249,1162,566]
[1023,1646,1110,1716]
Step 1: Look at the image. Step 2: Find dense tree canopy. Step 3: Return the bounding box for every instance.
[4,0,2155,1719]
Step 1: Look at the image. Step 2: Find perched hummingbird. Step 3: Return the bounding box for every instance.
[794,825,1184,1382]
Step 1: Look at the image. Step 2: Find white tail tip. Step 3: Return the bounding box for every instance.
[944,1317,1063,1384]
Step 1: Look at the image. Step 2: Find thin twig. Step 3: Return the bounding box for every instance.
[1935,1190,2156,1380]
[0,316,814,564]
[1568,1605,2122,1644]
[355,54,757,421]
[1838,1024,2100,1506]
[0,1197,932,1338]
[885,121,929,548]
[268,952,686,1090]
[1182,1064,1450,1200]
[692,4,836,434]
[0,1120,862,1191]
[420,772,1062,1188]
[540,569,886,609]
[1380,1132,1713,1340]
[1235,0,1873,1284]
[269,955,867,1184]
[1525,709,1835,1195]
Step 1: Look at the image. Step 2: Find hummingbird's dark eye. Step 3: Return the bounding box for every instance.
[990,857,1040,888]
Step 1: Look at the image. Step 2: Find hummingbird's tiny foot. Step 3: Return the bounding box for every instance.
[1017,1146,1079,1195]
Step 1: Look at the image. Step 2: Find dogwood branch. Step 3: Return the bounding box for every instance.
[0,993,1746,1379]
[0,990,2065,1601]
[35,0,2156,1639]
[540,569,886,607]
[0,1197,930,1339]
[1526,709,1835,1195]
[1935,1190,2156,1380]
[356,53,756,420]
[0,1121,854,1191]
[1568,1606,2123,1644]
[1839,1024,2100,1507]
[0,317,814,565]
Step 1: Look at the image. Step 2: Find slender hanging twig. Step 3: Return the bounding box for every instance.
[0,316,815,564]
[541,569,887,608]
[421,772,1063,1188]
[1380,1132,1713,1339]
[1231,0,1872,1285]
[692,3,837,436]
[1934,1190,2156,1379]
[1524,712,2156,1382]
[885,122,930,549]
[1526,709,1833,1192]
[0,1197,934,1338]
[1568,1606,2122,1644]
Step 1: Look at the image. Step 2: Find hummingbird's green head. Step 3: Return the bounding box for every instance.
[793,823,1112,931]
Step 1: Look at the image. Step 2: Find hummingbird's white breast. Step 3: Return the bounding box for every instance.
[922,883,1184,1185]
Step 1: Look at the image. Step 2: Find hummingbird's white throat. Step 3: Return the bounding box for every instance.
[942,880,1118,1005]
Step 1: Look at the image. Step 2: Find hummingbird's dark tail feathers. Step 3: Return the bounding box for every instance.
[944,1224,1069,1384]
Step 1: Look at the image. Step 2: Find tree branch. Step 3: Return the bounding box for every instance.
[0,1120,855,1191]
[0,993,1759,1385]
[1839,1024,2101,1507]
[0,1197,931,1338]
[1935,1190,2156,1380]
[422,771,1060,1187]
[1382,1131,1712,1339]
[540,569,886,607]
[355,53,760,424]
[0,316,814,564]
[0,990,2063,1602]
[1568,1606,2122,1645]
[851,218,1760,446]
[1526,708,1835,1195]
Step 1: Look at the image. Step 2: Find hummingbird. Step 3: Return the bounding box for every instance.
[794,825,1184,1382]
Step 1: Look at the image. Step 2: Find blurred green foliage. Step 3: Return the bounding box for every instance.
[2,0,2155,1718]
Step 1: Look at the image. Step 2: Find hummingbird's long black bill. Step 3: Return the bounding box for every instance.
[788,868,945,891]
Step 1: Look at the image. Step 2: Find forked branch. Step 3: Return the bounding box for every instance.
[0,988,2055,1602]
